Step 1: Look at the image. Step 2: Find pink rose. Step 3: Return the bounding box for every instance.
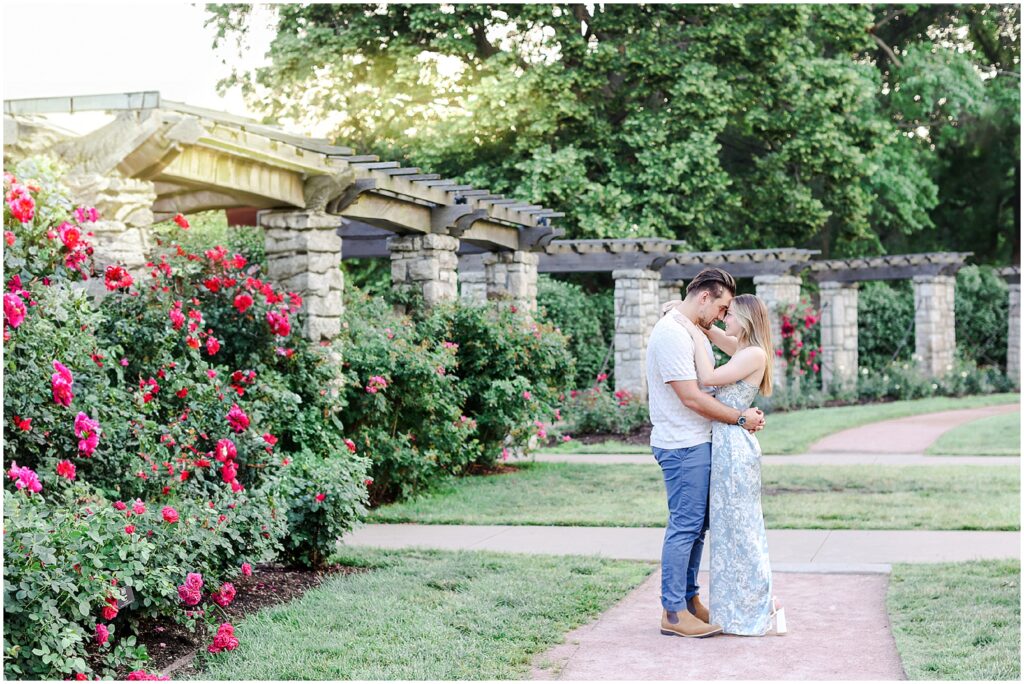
[315,492,326,503]
[162,506,179,524]
[4,293,26,329]
[51,361,74,406]
[241,562,252,577]
[95,623,110,646]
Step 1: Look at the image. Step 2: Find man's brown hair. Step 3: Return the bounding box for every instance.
[685,267,737,300]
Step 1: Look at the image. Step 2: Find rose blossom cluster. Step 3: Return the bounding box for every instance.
[51,361,74,406]
[74,412,100,457]
[7,461,42,494]
[104,264,134,291]
[5,178,36,223]
[214,438,243,492]
[365,375,388,394]
[177,572,204,606]
[210,582,236,607]
[207,622,239,653]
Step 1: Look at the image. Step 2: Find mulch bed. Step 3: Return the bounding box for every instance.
[121,562,365,679]
[565,425,652,447]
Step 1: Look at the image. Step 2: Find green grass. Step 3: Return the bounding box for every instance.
[367,462,1020,530]
[888,560,1020,680]
[194,547,652,680]
[926,411,1021,456]
[542,394,1020,456]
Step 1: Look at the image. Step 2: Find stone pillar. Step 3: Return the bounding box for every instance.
[754,274,802,389]
[613,269,662,399]
[818,281,859,394]
[388,233,459,311]
[1007,282,1020,385]
[659,279,686,308]
[261,211,344,341]
[459,268,487,305]
[484,251,538,311]
[912,275,956,377]
[62,172,157,299]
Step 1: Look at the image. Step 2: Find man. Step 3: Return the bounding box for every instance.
[646,267,765,638]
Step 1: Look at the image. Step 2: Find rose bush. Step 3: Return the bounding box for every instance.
[2,163,366,678]
[339,291,574,503]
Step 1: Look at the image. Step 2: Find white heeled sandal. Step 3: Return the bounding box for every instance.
[770,596,787,636]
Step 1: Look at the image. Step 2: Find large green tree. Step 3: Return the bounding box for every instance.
[208,3,1019,262]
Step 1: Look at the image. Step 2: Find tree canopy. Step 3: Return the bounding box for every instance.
[207,3,1020,263]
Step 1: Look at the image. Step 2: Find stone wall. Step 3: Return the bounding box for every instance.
[261,211,344,341]
[484,251,538,311]
[818,281,859,393]
[658,279,685,308]
[459,268,487,305]
[754,274,802,390]
[1008,283,1020,385]
[388,233,459,311]
[613,269,662,398]
[912,275,956,377]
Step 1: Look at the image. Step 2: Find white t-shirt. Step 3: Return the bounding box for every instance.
[646,314,717,449]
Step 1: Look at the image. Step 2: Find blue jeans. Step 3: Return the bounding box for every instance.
[653,443,711,612]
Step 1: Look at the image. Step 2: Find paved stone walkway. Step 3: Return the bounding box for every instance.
[342,524,1019,566]
[520,452,1020,466]
[808,403,1019,454]
[531,570,906,680]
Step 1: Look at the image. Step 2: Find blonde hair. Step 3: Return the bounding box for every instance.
[729,294,774,397]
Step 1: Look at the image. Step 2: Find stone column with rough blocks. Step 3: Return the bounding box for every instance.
[261,211,344,342]
[818,281,859,394]
[1007,283,1020,385]
[484,251,539,311]
[62,172,157,299]
[754,274,803,390]
[613,269,662,399]
[658,279,686,308]
[459,268,487,305]
[912,275,957,377]
[388,233,459,311]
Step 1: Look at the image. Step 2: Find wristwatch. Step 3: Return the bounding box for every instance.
[736,414,747,427]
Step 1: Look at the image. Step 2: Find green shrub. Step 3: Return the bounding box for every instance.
[272,449,370,568]
[858,281,916,371]
[339,290,574,503]
[536,275,613,386]
[955,265,1009,369]
[562,381,649,435]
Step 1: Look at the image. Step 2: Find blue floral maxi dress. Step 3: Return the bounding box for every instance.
[708,379,774,636]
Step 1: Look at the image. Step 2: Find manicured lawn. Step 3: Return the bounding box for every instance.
[541,394,1020,455]
[194,548,652,680]
[888,560,1020,680]
[926,411,1021,456]
[367,462,1020,530]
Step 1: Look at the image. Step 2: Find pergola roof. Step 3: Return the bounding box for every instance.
[656,248,819,279]
[3,91,563,252]
[998,265,1020,284]
[807,252,974,282]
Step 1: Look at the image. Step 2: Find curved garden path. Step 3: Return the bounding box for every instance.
[531,570,905,680]
[807,403,1019,454]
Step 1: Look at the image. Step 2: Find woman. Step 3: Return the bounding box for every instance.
[670,294,786,636]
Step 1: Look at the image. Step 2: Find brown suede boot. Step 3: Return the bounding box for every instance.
[660,609,723,638]
[687,595,710,624]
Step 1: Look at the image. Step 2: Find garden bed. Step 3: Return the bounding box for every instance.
[128,563,367,678]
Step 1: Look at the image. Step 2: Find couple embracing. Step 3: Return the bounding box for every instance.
[646,267,786,638]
